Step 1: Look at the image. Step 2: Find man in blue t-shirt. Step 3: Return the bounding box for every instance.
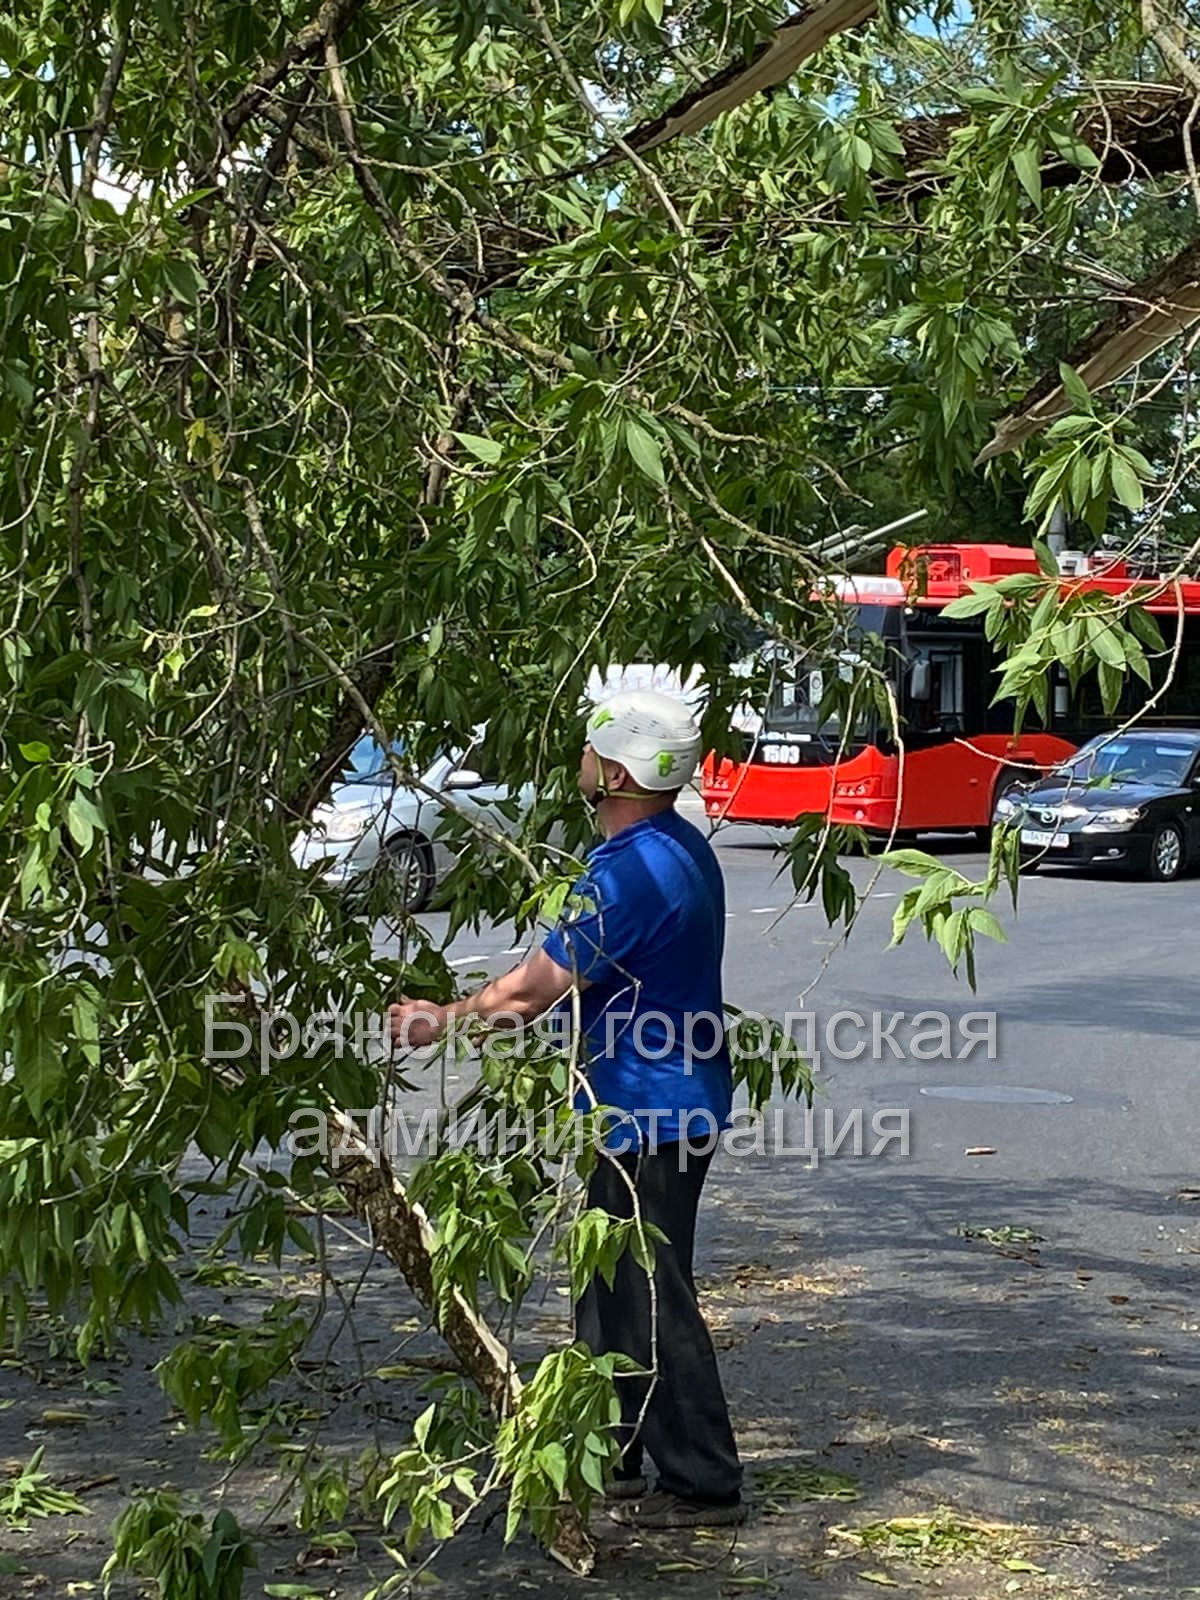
[389,689,744,1529]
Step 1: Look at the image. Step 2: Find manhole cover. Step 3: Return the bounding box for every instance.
[919,1085,1074,1105]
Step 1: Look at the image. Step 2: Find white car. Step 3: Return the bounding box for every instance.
[291,736,534,913]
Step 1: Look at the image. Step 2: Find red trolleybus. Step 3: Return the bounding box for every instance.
[701,542,1200,837]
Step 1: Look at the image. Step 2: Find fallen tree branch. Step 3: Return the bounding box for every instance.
[885,81,1198,201]
[332,1128,595,1574]
[978,235,1200,461]
[593,0,879,170]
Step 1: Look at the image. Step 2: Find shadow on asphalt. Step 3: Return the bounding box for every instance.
[727,1159,1200,1595]
[863,972,1200,1039]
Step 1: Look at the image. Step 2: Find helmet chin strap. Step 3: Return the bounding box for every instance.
[587,749,665,806]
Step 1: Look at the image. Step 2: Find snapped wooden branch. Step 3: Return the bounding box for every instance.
[884,82,1199,201]
[331,1119,595,1574]
[599,0,879,168]
[978,235,1200,462]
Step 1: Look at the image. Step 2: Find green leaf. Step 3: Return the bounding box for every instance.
[412,1403,435,1450]
[450,431,503,464]
[1109,454,1144,511]
[1087,614,1126,667]
[67,794,104,853]
[162,256,205,305]
[1031,537,1059,577]
[1126,606,1164,652]
[625,415,664,486]
[1058,363,1093,414]
[880,847,945,878]
[537,1442,568,1496]
[1116,443,1155,480]
[942,587,997,619]
[967,907,1008,943]
[1011,144,1042,207]
[1097,658,1123,713]
[1046,129,1099,171]
[19,741,51,762]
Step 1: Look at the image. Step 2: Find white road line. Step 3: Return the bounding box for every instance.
[448,955,490,967]
[750,906,780,915]
[872,891,898,899]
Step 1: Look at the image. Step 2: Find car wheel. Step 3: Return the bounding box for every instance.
[1147,822,1186,883]
[383,831,435,912]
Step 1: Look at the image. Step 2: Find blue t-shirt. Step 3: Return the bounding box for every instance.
[542,809,733,1151]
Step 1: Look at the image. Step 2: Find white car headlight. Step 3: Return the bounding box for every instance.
[1082,806,1143,831]
[994,795,1018,818]
[315,808,372,843]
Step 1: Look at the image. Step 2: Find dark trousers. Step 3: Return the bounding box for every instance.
[575,1141,743,1503]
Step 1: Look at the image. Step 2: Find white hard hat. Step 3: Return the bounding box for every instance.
[586,689,702,792]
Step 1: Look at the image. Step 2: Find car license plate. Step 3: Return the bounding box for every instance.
[1020,828,1069,849]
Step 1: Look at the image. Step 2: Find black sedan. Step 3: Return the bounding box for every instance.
[993,729,1200,881]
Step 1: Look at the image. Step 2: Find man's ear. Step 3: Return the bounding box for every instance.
[605,760,633,791]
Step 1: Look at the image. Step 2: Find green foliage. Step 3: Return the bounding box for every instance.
[103,1494,256,1600]
[782,815,873,929]
[883,830,1021,992]
[1023,367,1159,534]
[0,1447,88,1529]
[944,569,1166,723]
[493,1345,636,1545]
[157,1305,310,1455]
[557,1207,668,1301]
[727,1004,817,1110]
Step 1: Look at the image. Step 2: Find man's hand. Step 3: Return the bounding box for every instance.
[387,951,579,1052]
[388,998,447,1050]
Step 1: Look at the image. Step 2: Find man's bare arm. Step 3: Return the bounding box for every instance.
[388,947,585,1047]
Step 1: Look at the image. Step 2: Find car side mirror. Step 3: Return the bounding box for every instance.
[444,768,484,792]
[909,658,931,702]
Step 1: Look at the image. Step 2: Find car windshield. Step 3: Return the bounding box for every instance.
[340,736,406,785]
[1059,737,1197,788]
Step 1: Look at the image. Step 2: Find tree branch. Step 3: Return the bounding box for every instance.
[591,0,879,170]
[334,1134,594,1574]
[884,82,1199,202]
[978,236,1200,461]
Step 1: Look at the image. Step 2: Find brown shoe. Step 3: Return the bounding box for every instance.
[608,1490,746,1529]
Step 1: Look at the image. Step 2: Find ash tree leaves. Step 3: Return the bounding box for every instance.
[624,413,665,487]
[943,563,1167,722]
[451,431,505,465]
[883,832,1019,993]
[1022,366,1158,533]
